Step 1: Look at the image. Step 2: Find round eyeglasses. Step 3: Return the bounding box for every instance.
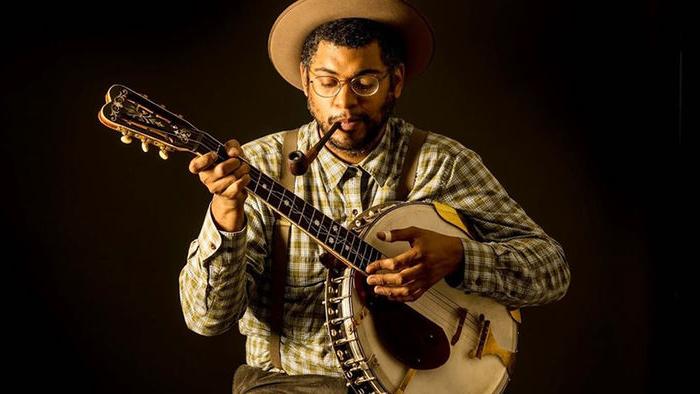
[309,71,390,98]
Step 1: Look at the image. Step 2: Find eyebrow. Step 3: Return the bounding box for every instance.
[312,67,384,76]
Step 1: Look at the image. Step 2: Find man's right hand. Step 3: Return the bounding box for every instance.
[188,139,251,232]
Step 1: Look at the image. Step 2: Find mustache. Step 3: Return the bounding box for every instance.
[328,113,370,124]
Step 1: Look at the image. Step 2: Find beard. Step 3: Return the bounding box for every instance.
[307,93,396,157]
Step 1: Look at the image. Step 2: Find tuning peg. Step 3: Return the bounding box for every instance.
[159,149,169,160]
[120,132,133,144]
[141,140,150,152]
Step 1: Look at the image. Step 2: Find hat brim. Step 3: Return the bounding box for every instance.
[268,0,434,90]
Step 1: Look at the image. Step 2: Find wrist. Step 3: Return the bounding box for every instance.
[445,237,465,287]
[451,236,465,271]
[211,195,245,232]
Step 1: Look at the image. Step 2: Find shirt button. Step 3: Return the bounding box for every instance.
[209,242,217,250]
[474,278,482,286]
[352,209,359,216]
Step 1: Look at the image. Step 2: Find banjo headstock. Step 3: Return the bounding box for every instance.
[98,84,208,159]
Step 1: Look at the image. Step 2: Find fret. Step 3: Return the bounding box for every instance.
[371,248,382,263]
[329,216,340,244]
[358,240,369,267]
[288,194,303,224]
[308,209,322,239]
[342,231,354,261]
[348,234,362,267]
[332,227,350,255]
[267,180,284,209]
[256,172,274,201]
[357,239,368,267]
[298,201,312,231]
[361,243,376,267]
[365,247,375,265]
[250,167,263,194]
[318,215,332,243]
[339,227,351,256]
[278,188,295,217]
[215,142,228,160]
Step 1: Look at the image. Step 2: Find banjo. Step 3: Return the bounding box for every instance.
[98,84,520,393]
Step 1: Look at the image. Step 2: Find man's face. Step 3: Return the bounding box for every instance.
[300,40,404,156]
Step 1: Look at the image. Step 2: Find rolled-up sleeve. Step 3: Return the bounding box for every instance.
[441,148,571,308]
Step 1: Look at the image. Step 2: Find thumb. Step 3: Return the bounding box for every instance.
[376,226,421,243]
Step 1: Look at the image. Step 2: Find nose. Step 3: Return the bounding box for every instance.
[333,82,358,109]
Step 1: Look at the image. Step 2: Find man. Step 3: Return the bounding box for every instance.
[179,0,570,392]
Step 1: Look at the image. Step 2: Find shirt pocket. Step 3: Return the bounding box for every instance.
[283,279,326,340]
[286,252,326,286]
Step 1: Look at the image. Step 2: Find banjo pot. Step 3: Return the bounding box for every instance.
[324,201,520,394]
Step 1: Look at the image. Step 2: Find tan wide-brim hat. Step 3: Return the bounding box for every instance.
[268,0,435,91]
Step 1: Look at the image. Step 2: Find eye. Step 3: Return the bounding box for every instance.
[315,76,339,88]
[351,75,379,94]
[354,76,376,88]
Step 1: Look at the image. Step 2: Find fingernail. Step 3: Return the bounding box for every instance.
[367,276,375,285]
[377,231,389,241]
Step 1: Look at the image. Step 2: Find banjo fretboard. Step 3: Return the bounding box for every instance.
[203,133,382,271]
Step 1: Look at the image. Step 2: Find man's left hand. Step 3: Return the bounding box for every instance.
[365,227,464,302]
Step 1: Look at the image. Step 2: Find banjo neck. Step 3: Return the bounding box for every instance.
[98,84,380,274]
[205,135,381,275]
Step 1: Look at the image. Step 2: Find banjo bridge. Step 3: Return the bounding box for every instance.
[470,314,517,374]
[450,307,469,345]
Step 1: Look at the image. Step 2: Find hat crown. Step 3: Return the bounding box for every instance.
[268,0,434,90]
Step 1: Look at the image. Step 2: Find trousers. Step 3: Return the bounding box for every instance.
[232,364,349,394]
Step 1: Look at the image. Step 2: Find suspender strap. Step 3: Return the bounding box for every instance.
[269,129,298,370]
[396,128,428,201]
[269,127,425,370]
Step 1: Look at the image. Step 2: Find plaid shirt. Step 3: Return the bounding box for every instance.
[179,117,570,376]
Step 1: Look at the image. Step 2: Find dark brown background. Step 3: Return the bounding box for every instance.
[2,0,682,393]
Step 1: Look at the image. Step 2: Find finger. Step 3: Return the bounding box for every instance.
[224,139,244,158]
[232,162,250,179]
[374,285,410,298]
[213,157,242,178]
[396,263,425,284]
[220,174,251,200]
[188,152,218,174]
[376,226,422,243]
[206,174,238,195]
[367,270,410,287]
[365,247,421,274]
[367,263,425,286]
[374,282,426,301]
[387,287,426,303]
[375,285,428,302]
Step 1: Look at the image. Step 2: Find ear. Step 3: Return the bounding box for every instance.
[300,63,309,97]
[392,63,405,99]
